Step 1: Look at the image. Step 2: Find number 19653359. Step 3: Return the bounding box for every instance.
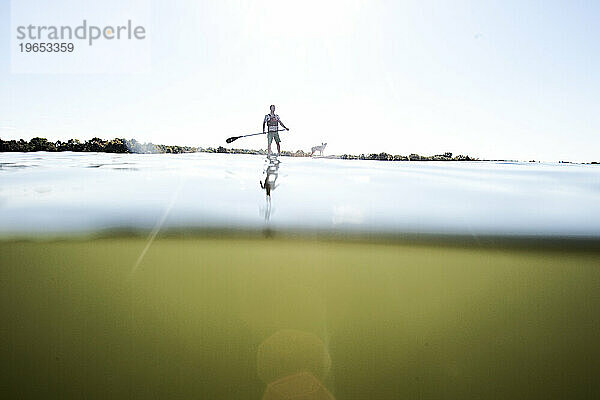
[19,43,74,52]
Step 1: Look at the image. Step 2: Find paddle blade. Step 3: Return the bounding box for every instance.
[226,136,239,144]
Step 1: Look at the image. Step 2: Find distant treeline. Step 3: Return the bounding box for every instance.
[0,137,197,154]
[1,137,478,161]
[208,147,476,161]
[340,152,476,161]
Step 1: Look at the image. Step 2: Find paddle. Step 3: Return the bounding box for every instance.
[226,129,289,144]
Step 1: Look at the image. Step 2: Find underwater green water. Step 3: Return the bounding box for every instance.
[1,236,599,399]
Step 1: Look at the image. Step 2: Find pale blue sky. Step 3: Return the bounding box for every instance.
[1,0,599,161]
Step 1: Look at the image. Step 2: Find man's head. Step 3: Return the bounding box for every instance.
[270,105,275,113]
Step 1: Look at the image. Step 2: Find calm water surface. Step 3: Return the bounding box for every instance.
[1,151,599,236]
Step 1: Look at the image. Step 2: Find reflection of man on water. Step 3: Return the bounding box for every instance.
[260,159,279,197]
[260,156,280,221]
[263,105,289,156]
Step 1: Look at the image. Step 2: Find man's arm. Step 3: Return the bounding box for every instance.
[278,119,289,131]
[262,116,266,133]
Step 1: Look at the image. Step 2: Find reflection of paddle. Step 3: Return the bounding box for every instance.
[226,129,289,144]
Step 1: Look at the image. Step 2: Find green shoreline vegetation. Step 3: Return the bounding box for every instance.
[2,136,598,163]
[0,137,196,154]
[0,136,477,161]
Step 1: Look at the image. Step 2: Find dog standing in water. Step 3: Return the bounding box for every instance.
[310,143,327,157]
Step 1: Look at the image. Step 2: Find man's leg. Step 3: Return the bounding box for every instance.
[267,132,273,156]
[275,132,281,156]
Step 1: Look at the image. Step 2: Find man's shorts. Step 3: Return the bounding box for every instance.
[267,130,281,146]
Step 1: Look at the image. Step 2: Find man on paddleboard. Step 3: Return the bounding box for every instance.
[263,105,289,156]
